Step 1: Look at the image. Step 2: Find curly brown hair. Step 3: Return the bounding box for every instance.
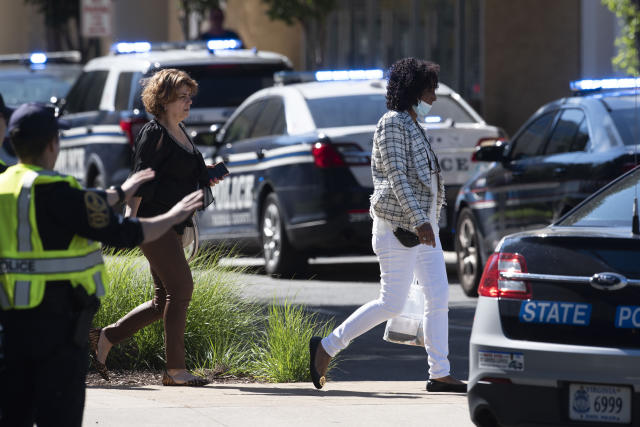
[386,58,439,112]
[141,69,198,117]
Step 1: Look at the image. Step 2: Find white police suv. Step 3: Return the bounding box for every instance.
[54,40,292,188]
[199,70,501,274]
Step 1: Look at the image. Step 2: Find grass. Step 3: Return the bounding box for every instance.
[93,246,336,382]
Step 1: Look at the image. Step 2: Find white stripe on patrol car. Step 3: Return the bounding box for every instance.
[519,300,592,326]
[60,135,127,147]
[221,144,314,174]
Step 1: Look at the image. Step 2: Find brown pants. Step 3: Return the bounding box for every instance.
[103,230,193,369]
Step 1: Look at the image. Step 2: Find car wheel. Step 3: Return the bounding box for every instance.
[260,193,306,276]
[455,207,483,296]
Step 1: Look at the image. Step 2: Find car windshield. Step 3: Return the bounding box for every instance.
[306,93,477,128]
[175,63,290,108]
[0,68,80,105]
[558,167,640,227]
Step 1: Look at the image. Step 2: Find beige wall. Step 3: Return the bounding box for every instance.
[484,0,581,135]
[225,0,303,69]
[0,2,45,54]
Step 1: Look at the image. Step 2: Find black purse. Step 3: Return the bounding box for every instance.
[393,227,420,247]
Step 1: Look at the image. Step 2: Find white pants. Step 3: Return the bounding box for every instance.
[321,215,451,378]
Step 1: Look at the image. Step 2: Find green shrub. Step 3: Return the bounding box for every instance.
[93,247,336,381]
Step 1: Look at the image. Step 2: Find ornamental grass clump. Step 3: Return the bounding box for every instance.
[249,300,336,383]
[94,247,337,381]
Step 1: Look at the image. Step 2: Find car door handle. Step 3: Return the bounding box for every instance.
[256,149,266,159]
[86,127,93,135]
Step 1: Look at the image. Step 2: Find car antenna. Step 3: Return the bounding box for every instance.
[634,66,640,235]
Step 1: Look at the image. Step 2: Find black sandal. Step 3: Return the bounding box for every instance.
[309,336,326,389]
[88,328,110,381]
[162,371,209,387]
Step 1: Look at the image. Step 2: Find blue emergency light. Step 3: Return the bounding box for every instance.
[206,39,242,51]
[113,42,152,54]
[570,77,640,92]
[29,52,47,65]
[315,69,384,82]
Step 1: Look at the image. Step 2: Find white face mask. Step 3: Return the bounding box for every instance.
[414,100,432,117]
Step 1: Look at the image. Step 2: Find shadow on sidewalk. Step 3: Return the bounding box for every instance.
[208,384,426,399]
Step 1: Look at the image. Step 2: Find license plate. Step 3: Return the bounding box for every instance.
[569,383,631,424]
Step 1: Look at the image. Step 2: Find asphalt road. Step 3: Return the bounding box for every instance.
[222,253,477,383]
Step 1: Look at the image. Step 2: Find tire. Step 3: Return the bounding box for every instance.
[454,207,483,296]
[260,193,306,276]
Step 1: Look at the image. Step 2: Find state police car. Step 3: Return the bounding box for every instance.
[55,40,292,188]
[199,70,501,274]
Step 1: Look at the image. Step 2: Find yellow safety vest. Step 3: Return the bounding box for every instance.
[0,164,106,310]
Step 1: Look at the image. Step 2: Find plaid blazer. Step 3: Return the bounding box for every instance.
[369,110,445,231]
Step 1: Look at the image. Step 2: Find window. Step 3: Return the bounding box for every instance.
[429,95,476,123]
[251,97,285,138]
[545,109,589,155]
[114,72,134,111]
[64,71,108,114]
[509,112,556,161]
[306,94,388,128]
[223,101,265,143]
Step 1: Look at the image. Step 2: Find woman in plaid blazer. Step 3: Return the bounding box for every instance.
[310,58,465,393]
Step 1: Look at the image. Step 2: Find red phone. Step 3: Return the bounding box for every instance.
[207,162,230,180]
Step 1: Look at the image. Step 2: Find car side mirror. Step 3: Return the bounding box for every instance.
[471,138,507,162]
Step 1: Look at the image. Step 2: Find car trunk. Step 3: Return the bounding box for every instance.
[497,229,640,349]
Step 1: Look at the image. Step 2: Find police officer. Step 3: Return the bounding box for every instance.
[0,103,203,427]
[0,93,14,173]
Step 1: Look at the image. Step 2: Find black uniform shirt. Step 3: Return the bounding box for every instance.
[34,182,144,250]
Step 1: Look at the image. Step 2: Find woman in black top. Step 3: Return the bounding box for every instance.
[90,69,219,386]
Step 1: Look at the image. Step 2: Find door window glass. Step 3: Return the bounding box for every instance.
[509,112,556,160]
[251,97,285,138]
[64,71,108,114]
[545,109,588,155]
[571,118,590,152]
[114,72,134,111]
[223,101,265,143]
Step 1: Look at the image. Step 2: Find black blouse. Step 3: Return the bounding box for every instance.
[131,120,213,233]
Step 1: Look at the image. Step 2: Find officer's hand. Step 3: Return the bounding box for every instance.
[416,222,436,247]
[121,168,156,200]
[166,189,204,224]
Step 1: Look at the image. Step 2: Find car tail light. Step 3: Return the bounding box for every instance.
[478,252,531,299]
[621,161,640,174]
[120,116,148,149]
[471,137,505,162]
[311,142,370,168]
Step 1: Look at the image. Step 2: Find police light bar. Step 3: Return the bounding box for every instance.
[30,52,47,65]
[315,69,384,81]
[206,39,242,51]
[113,42,152,54]
[0,50,81,66]
[570,77,640,92]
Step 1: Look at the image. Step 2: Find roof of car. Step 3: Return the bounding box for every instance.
[85,48,292,73]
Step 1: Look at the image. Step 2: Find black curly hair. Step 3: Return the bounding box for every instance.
[386,58,440,112]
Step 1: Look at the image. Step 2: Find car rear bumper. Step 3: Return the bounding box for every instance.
[469,381,640,427]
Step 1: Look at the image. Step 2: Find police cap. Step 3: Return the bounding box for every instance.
[8,103,69,140]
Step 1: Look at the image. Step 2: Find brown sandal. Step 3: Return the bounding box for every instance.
[162,371,209,387]
[88,328,110,381]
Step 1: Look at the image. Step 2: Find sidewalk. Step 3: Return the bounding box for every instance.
[84,381,473,427]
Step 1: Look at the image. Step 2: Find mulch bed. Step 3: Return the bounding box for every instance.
[86,369,257,387]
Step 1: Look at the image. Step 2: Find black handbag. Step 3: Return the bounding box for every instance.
[393,227,420,247]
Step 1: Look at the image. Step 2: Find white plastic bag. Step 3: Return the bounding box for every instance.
[182,213,200,262]
[383,277,425,346]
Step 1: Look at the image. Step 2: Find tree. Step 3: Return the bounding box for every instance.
[178,0,220,40]
[24,0,101,61]
[602,0,640,74]
[261,0,338,69]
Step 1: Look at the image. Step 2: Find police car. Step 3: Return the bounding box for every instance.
[454,77,640,296]
[55,40,292,188]
[0,51,82,165]
[199,70,501,274]
[468,166,640,427]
